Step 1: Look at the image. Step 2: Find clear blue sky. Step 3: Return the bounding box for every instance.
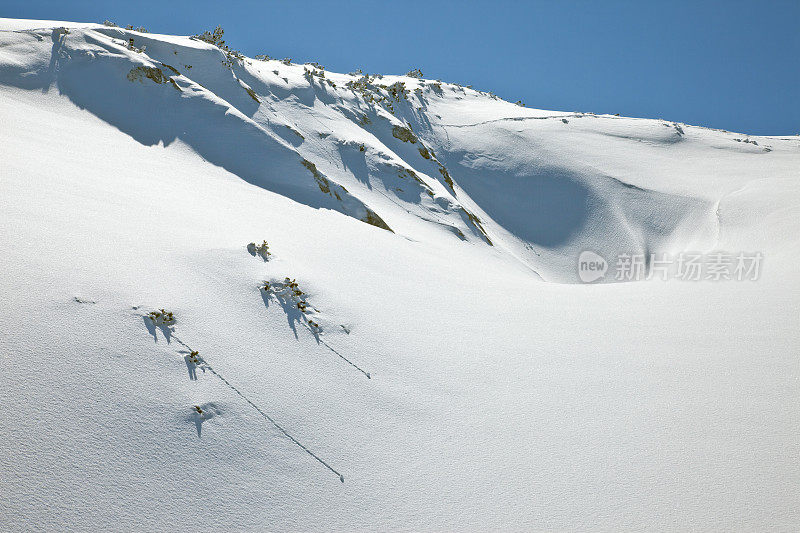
[3,0,798,135]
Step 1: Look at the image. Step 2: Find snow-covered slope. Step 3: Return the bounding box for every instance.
[1,19,799,531]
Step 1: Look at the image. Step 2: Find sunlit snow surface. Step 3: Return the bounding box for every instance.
[1,18,798,531]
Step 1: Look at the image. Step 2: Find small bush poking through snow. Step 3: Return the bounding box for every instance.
[385,81,409,102]
[344,76,412,114]
[192,26,244,67]
[303,67,326,82]
[126,66,181,91]
[247,240,271,261]
[406,68,423,78]
[345,75,377,99]
[147,309,176,326]
[263,277,321,331]
[193,26,226,48]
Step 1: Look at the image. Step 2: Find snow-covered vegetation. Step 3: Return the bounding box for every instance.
[1,17,798,531]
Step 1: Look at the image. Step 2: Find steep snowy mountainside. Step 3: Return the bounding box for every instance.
[3,20,797,281]
[1,18,799,532]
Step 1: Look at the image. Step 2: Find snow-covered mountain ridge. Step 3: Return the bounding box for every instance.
[1,18,798,531]
[3,19,797,282]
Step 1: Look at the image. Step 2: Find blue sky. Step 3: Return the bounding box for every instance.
[2,0,798,135]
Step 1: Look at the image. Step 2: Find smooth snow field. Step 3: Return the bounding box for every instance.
[1,18,798,531]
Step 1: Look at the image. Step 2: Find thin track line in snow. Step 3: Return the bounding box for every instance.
[315,334,371,379]
[438,113,583,128]
[305,322,372,380]
[267,287,372,379]
[173,334,346,483]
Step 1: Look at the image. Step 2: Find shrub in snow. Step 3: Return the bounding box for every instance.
[261,278,370,380]
[126,38,146,53]
[460,208,492,245]
[515,100,525,107]
[303,67,326,82]
[247,240,271,261]
[386,81,409,102]
[438,164,455,191]
[345,75,376,99]
[193,26,226,47]
[103,20,117,27]
[147,309,176,326]
[300,159,349,203]
[392,125,417,143]
[406,68,423,78]
[263,277,319,323]
[126,66,180,91]
[192,26,243,67]
[243,84,260,103]
[345,76,407,114]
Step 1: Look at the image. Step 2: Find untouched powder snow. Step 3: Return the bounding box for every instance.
[1,19,799,531]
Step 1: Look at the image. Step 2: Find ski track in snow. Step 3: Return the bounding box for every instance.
[171,333,346,483]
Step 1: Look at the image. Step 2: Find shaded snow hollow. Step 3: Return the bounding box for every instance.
[1,18,799,531]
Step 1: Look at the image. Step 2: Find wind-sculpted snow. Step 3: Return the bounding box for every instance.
[1,26,394,231]
[2,18,800,532]
[3,22,784,281]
